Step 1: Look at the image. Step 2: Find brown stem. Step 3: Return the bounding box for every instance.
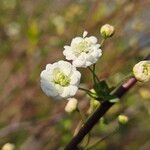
[65,55,150,150]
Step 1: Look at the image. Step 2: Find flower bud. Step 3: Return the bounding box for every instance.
[1,143,15,150]
[65,98,78,113]
[90,89,98,99]
[118,115,128,125]
[87,89,100,114]
[92,99,100,108]
[100,24,115,39]
[133,61,150,82]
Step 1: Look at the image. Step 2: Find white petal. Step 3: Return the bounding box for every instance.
[40,70,52,81]
[83,31,88,38]
[60,87,70,98]
[63,49,76,60]
[73,59,86,68]
[64,45,71,50]
[70,71,81,85]
[55,84,64,95]
[95,44,100,48]
[58,60,72,75]
[71,37,83,46]
[46,64,53,71]
[52,62,59,69]
[91,49,102,58]
[86,36,97,44]
[85,61,93,66]
[86,55,95,62]
[69,86,78,96]
[40,80,58,97]
[61,86,78,97]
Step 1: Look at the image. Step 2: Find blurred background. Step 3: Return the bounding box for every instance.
[0,0,150,149]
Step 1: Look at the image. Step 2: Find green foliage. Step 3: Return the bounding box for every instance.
[94,80,119,103]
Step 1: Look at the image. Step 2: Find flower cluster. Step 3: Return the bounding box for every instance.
[40,25,149,101]
[40,31,102,99]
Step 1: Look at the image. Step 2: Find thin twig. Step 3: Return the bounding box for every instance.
[79,87,92,94]
[85,128,118,150]
[79,87,98,99]
[100,39,105,48]
[88,67,100,83]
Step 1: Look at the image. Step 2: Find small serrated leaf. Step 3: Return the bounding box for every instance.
[93,80,118,102]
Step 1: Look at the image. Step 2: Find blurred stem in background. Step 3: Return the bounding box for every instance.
[88,65,100,84]
[85,127,119,150]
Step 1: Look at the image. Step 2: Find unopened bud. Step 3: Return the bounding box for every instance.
[88,89,100,114]
[92,99,100,108]
[100,24,115,39]
[65,98,78,113]
[118,115,128,125]
[90,89,98,99]
[1,143,15,150]
[133,61,150,82]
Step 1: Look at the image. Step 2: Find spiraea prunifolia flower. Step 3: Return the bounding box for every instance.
[118,115,128,125]
[40,61,81,99]
[100,24,115,39]
[63,31,102,68]
[133,60,150,82]
[65,98,78,113]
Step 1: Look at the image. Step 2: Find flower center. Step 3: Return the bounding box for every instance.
[143,64,150,75]
[74,40,91,54]
[53,69,70,86]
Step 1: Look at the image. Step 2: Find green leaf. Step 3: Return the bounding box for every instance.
[94,80,111,100]
[93,80,119,103]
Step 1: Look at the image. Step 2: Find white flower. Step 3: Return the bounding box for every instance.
[63,31,102,68]
[133,61,150,82]
[40,60,81,99]
[2,143,15,150]
[65,98,78,113]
